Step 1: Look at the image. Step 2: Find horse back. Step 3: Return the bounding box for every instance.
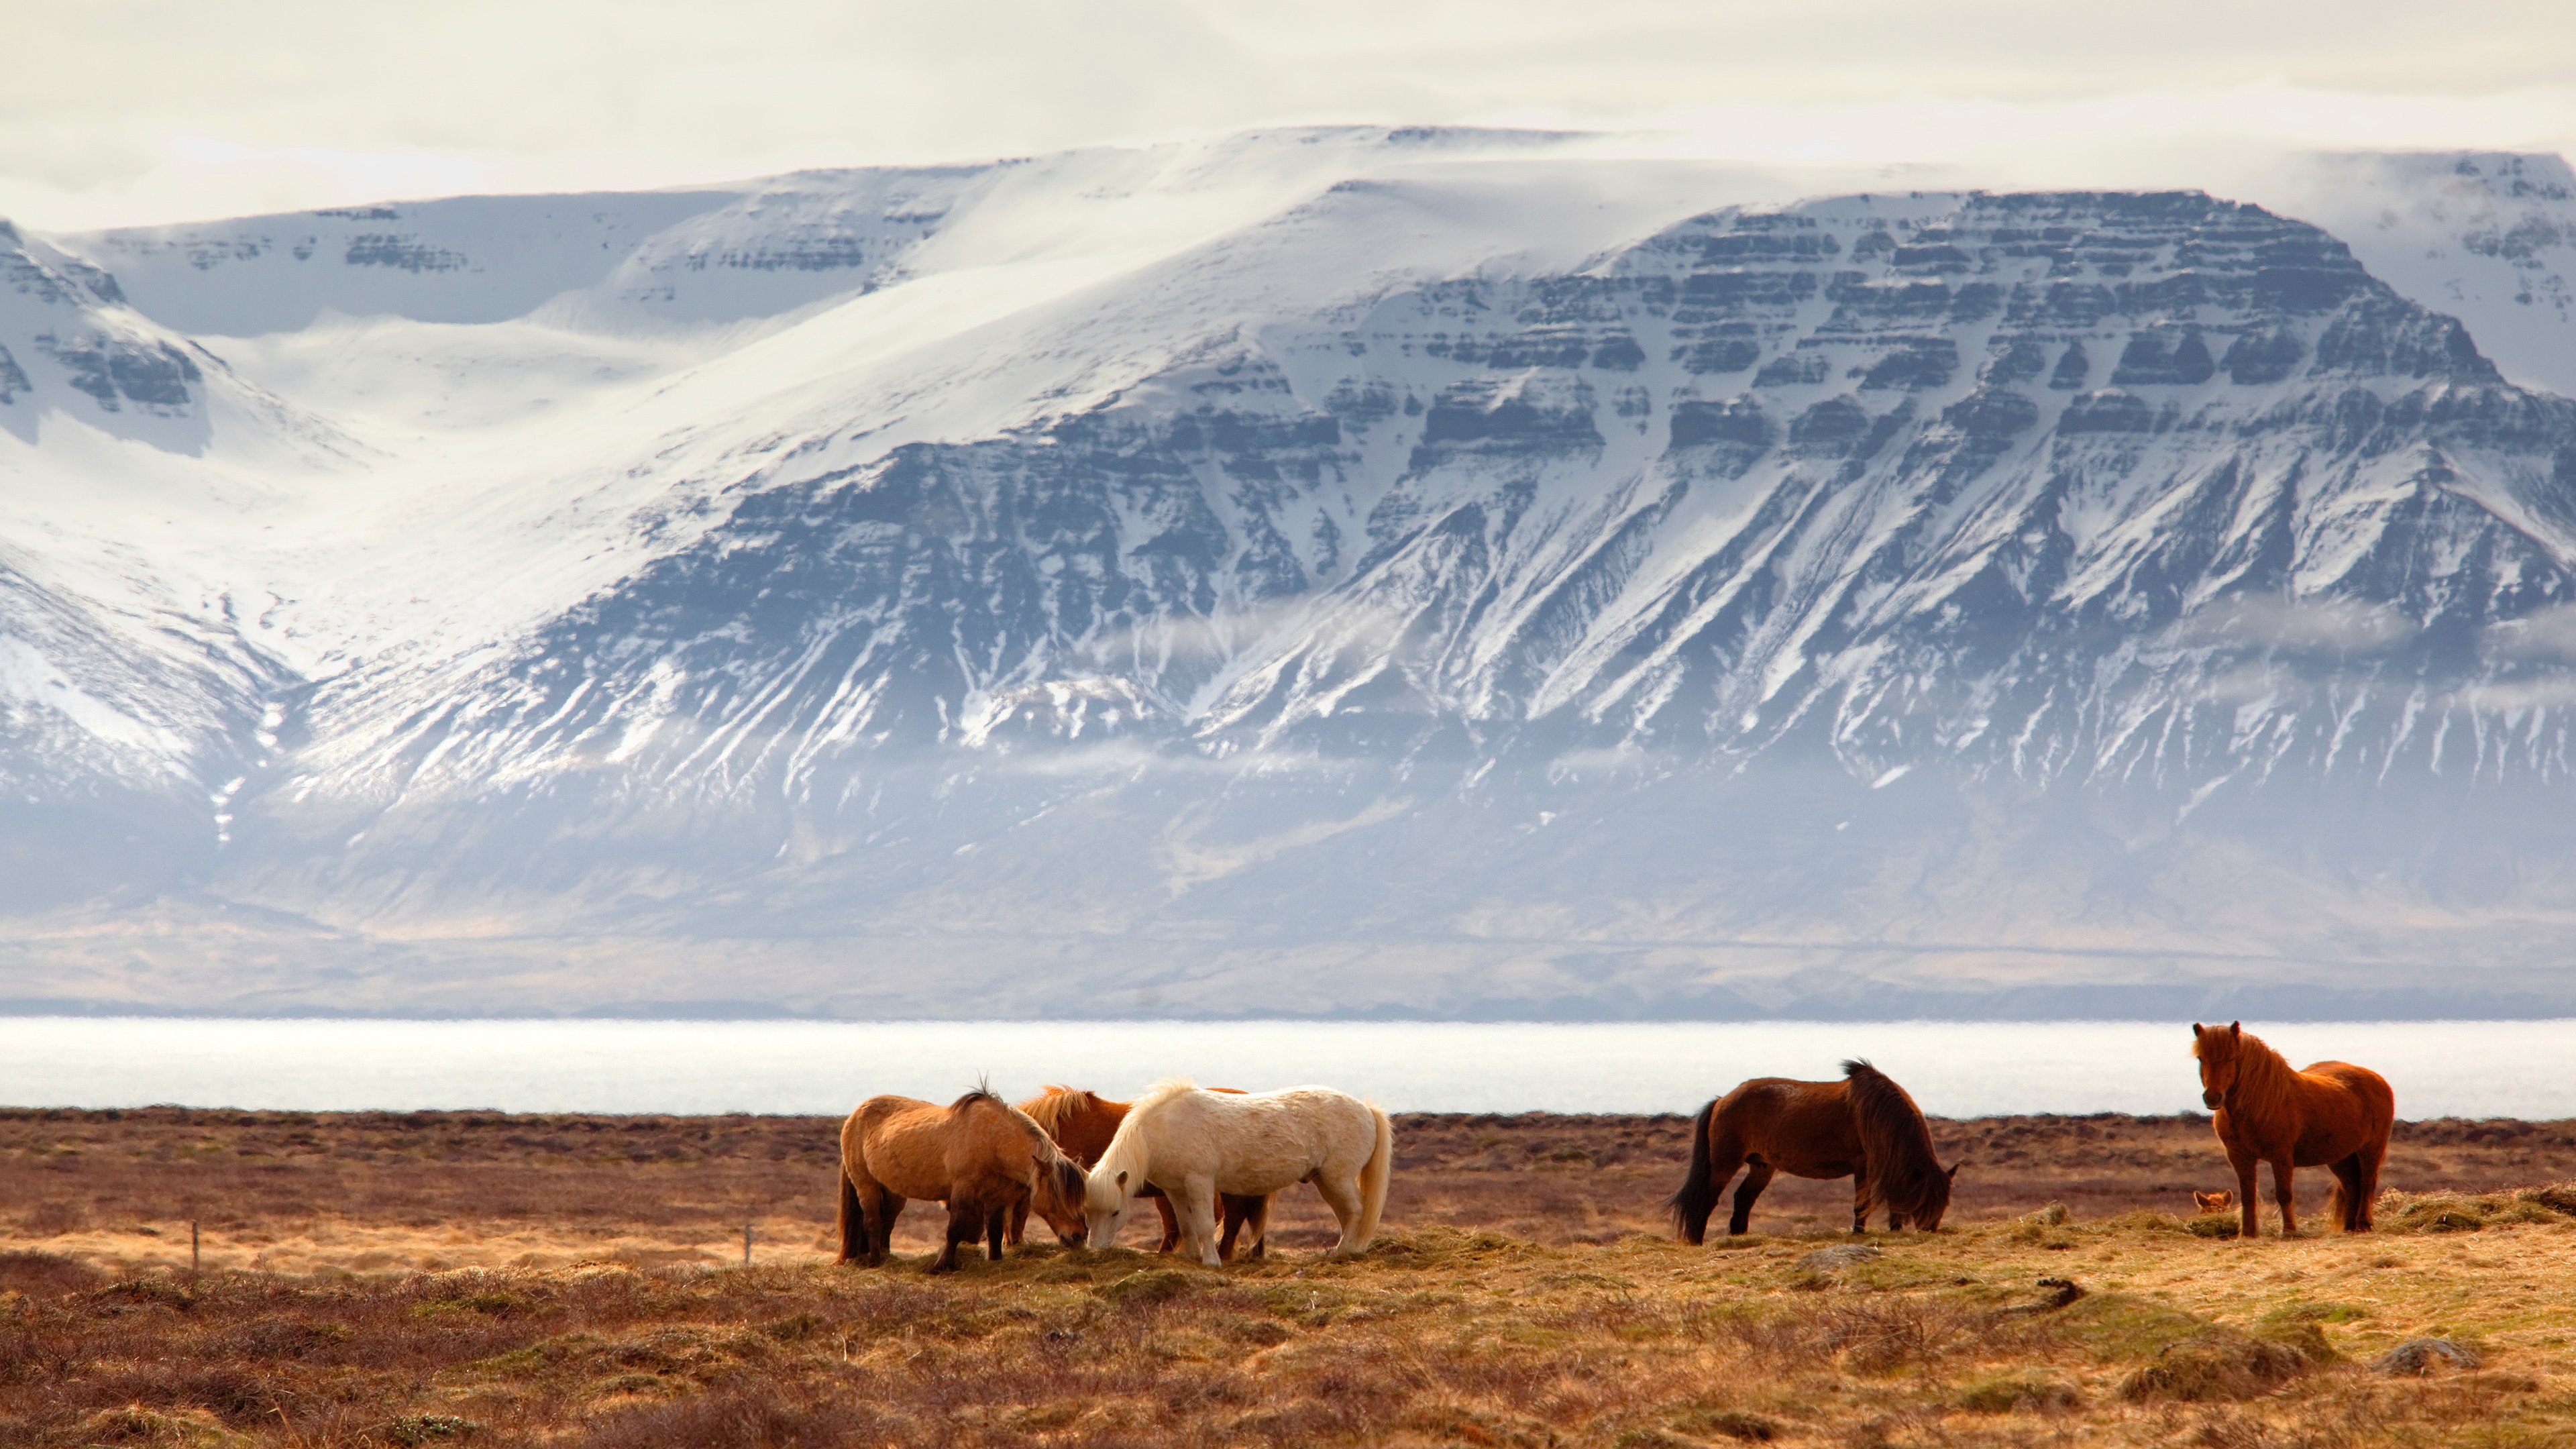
[847,1093,1024,1202]
[1144,1085,1373,1185]
[2290,1060,2396,1163]
[1711,1078,1865,1177]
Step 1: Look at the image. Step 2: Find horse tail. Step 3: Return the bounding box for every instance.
[1667,1097,1721,1241]
[1354,1104,1394,1248]
[836,1169,864,1261]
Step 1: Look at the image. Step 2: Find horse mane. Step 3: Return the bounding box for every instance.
[1019,1085,1099,1139]
[1093,1078,1199,1187]
[1130,1077,1200,1112]
[995,1097,1086,1199]
[1841,1060,1948,1220]
[954,1087,1084,1189]
[2207,1026,2300,1123]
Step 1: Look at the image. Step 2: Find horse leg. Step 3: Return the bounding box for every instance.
[1244,1193,1270,1260]
[2229,1150,2261,1239]
[1216,1195,1248,1263]
[1727,1161,1774,1237]
[1177,1177,1222,1267]
[1851,1159,1878,1235]
[985,1204,1008,1261]
[844,1178,891,1265]
[1311,1169,1368,1259]
[1152,1190,1183,1254]
[2328,1157,2364,1234]
[2355,1139,2388,1231]
[1006,1197,1027,1247]
[1215,1193,1271,1260]
[2271,1161,2299,1238]
[933,1199,981,1273]
[875,1191,906,1258]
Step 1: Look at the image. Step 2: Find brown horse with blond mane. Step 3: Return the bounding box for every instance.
[837,1087,1089,1272]
[2190,1021,2394,1238]
[1015,1085,1270,1260]
[1669,1060,1960,1242]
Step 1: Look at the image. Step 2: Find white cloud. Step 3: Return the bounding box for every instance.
[2,1,2573,229]
[2182,596,2420,655]
[2451,679,2576,714]
[2485,604,2576,663]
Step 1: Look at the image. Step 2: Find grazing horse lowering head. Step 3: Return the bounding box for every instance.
[1084,1166,1136,1248]
[1027,1151,1090,1246]
[2190,1021,2245,1110]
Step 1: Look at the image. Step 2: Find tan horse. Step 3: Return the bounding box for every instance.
[2191,1022,2394,1237]
[837,1088,1089,1272]
[1015,1085,1270,1259]
[1668,1060,1960,1242]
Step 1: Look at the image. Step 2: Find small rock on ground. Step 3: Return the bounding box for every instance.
[2373,1338,2481,1375]
[1796,1244,1882,1274]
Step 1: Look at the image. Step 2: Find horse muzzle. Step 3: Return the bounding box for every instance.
[2202,1089,2223,1110]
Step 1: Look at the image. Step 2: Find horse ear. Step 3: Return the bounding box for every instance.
[2190,1021,2203,1036]
[1947,1162,1964,1181]
[2229,1020,2241,1038]
[1116,1169,1128,1188]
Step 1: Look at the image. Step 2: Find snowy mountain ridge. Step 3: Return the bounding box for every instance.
[8,130,2576,1019]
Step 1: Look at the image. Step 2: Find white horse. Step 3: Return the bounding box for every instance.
[1084,1080,1392,1265]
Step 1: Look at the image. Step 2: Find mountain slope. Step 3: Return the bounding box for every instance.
[8,137,2576,1018]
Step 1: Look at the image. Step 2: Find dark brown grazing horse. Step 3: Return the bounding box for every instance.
[837,1089,1089,1272]
[2191,1021,2394,1238]
[1016,1085,1270,1260]
[1668,1060,1961,1242]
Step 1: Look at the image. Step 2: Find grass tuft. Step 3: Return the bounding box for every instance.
[1955,1372,2082,1413]
[2117,1327,2308,1401]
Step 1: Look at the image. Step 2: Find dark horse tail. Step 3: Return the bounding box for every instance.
[1666,1097,1721,1242]
[837,1171,865,1261]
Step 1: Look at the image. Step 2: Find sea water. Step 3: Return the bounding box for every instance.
[1,1017,2569,1119]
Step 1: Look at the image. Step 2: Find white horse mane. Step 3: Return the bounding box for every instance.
[1131,1077,1201,1111]
[1093,1078,1199,1187]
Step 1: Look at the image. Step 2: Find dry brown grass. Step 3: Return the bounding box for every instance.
[4,1108,2575,1446]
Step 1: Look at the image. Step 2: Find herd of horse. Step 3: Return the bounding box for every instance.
[834,1022,2398,1271]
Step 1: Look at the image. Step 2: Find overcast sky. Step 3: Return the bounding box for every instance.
[7,0,2575,229]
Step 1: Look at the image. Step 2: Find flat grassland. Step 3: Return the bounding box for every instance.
[5,1108,2575,1446]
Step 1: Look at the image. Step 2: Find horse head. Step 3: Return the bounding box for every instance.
[1029,1155,1089,1247]
[1084,1165,1136,1248]
[2190,1021,2243,1110]
[1900,1160,1964,1230]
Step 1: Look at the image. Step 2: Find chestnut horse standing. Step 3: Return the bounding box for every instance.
[2190,1021,2394,1238]
[1015,1085,1270,1260]
[1669,1060,1960,1242]
[837,1088,1089,1272]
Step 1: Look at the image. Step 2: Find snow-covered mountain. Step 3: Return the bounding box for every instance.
[8,129,2576,1020]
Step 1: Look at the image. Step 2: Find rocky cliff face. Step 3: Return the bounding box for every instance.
[8,138,2576,1018]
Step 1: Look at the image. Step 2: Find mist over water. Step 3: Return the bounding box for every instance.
[1,1018,2567,1119]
